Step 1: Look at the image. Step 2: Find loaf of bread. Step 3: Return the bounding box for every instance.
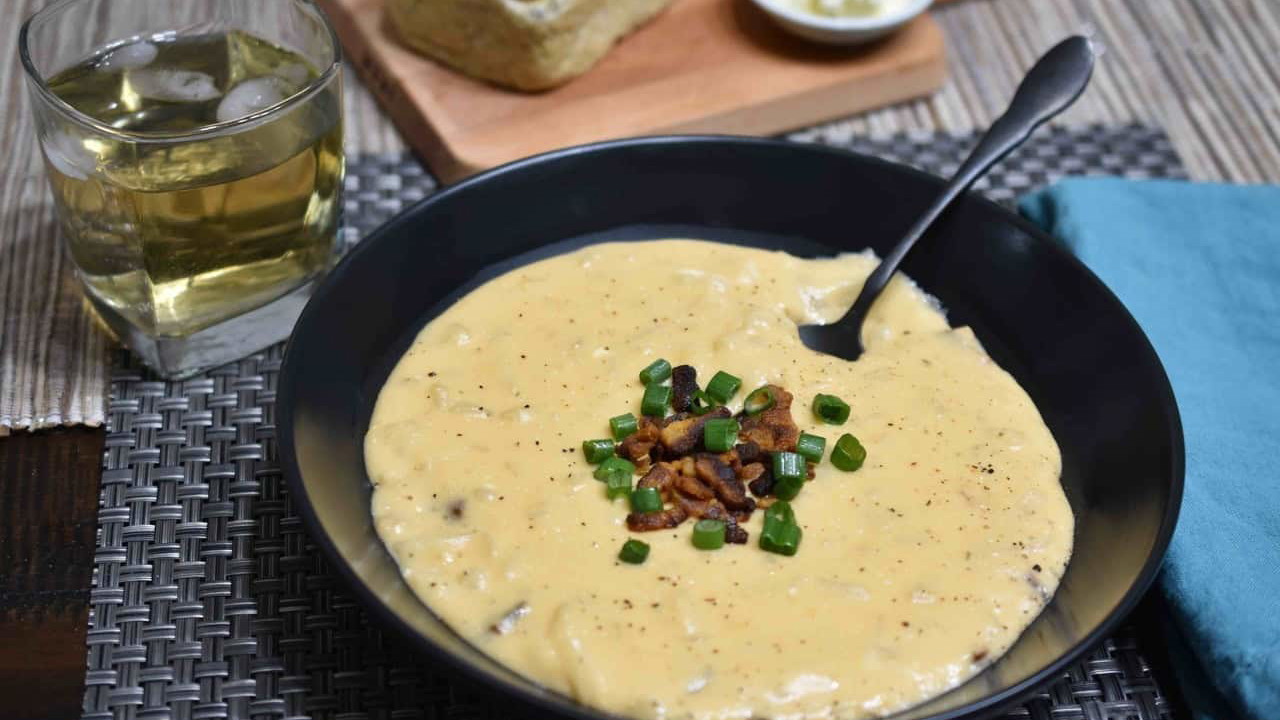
[387,0,672,91]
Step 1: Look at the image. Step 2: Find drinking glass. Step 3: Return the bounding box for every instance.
[21,0,345,378]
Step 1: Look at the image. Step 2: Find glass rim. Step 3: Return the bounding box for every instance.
[18,0,343,144]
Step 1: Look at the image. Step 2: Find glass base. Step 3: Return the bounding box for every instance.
[89,280,317,380]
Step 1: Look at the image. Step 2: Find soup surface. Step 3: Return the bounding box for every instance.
[365,239,1074,719]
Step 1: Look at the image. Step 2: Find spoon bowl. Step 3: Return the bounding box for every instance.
[799,35,1095,360]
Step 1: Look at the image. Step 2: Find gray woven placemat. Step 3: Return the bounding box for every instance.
[84,125,1186,720]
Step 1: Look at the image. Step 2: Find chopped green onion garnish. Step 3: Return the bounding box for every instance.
[610,413,639,440]
[761,501,801,555]
[639,359,672,385]
[813,393,851,425]
[582,439,615,464]
[773,475,804,501]
[772,451,806,500]
[764,500,796,527]
[594,456,636,482]
[760,519,802,556]
[691,519,726,550]
[704,371,742,404]
[630,486,663,513]
[796,433,826,463]
[641,383,672,417]
[605,472,633,500]
[689,389,717,416]
[772,452,805,482]
[618,539,650,564]
[703,418,740,453]
[743,386,776,416]
[831,433,867,472]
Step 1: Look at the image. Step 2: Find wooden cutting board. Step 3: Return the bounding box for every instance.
[320,0,947,182]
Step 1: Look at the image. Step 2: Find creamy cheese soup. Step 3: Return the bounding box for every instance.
[365,240,1073,720]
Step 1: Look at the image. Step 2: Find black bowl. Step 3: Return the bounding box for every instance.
[278,136,1183,720]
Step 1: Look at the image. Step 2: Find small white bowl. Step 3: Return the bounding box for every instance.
[750,0,934,45]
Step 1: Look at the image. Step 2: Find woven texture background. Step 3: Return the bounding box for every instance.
[2,0,1278,431]
[84,125,1185,720]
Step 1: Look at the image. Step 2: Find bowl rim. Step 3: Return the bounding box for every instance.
[749,0,934,32]
[277,133,1185,720]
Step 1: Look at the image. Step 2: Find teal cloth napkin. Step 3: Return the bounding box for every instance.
[1020,178,1280,720]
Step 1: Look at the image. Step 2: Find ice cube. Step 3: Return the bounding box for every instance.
[41,131,97,180]
[99,41,158,71]
[127,69,222,102]
[215,77,288,123]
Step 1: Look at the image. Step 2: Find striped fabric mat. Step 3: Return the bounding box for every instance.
[3,0,1278,431]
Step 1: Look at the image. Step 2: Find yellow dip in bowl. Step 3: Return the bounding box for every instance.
[364,239,1073,720]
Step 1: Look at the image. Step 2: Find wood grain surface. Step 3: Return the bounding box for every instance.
[321,0,948,180]
[333,0,1280,184]
[0,427,102,719]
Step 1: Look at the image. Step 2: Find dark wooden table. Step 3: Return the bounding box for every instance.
[0,428,104,720]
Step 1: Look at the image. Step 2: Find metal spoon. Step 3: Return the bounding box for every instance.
[798,35,1095,361]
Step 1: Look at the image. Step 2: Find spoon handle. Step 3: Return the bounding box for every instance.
[838,36,1094,352]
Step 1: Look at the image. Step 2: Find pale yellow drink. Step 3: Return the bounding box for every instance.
[42,31,343,339]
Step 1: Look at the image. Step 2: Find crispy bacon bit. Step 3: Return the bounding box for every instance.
[636,463,677,492]
[617,417,661,462]
[725,522,749,544]
[743,462,775,497]
[660,406,731,455]
[674,472,716,500]
[671,365,699,412]
[694,453,733,481]
[627,505,689,531]
[720,450,742,473]
[677,456,696,478]
[738,385,800,452]
[672,494,730,521]
[748,475,775,498]
[618,438,655,462]
[734,441,762,464]
[738,462,765,484]
[694,454,755,512]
